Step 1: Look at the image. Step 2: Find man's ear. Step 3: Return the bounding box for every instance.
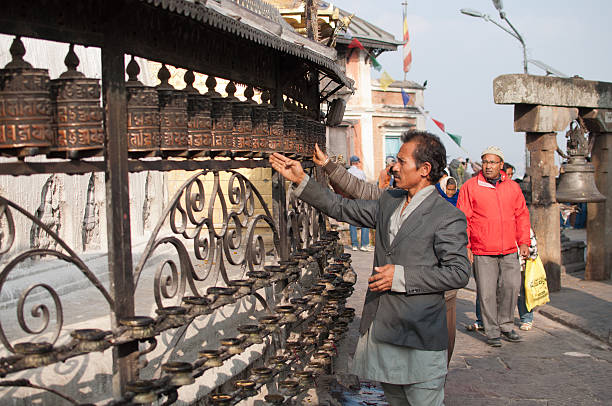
[419,162,432,178]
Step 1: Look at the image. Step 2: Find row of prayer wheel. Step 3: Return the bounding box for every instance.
[0,37,325,159]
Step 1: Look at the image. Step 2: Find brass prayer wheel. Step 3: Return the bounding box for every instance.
[282,109,297,157]
[125,56,160,157]
[232,101,253,157]
[263,90,283,154]
[49,44,103,159]
[303,117,314,157]
[243,85,265,156]
[156,64,188,156]
[315,121,326,152]
[184,70,212,157]
[0,36,53,156]
[306,119,317,157]
[295,115,306,157]
[207,77,235,157]
[251,102,269,156]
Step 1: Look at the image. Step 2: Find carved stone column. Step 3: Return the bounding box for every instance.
[583,109,612,280]
[526,132,562,291]
[494,74,612,286]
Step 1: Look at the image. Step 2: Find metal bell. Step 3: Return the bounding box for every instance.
[556,155,605,203]
[556,120,606,203]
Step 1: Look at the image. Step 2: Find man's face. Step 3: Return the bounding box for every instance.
[506,167,514,178]
[391,141,429,190]
[482,154,503,180]
[446,183,457,197]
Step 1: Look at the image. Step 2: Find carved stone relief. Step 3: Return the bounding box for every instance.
[81,173,100,251]
[30,174,62,251]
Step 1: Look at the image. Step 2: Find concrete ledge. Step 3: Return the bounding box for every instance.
[493,74,612,108]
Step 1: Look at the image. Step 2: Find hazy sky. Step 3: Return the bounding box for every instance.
[331,0,611,176]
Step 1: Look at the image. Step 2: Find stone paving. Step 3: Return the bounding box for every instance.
[538,271,612,345]
[328,247,612,406]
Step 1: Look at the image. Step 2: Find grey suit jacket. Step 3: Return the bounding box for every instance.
[299,177,470,350]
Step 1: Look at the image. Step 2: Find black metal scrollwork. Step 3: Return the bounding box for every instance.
[287,178,324,252]
[133,170,280,307]
[0,197,113,353]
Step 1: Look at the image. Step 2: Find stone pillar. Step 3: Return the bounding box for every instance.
[583,109,612,280]
[526,132,562,291]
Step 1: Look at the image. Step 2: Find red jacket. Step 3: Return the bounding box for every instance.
[457,171,531,255]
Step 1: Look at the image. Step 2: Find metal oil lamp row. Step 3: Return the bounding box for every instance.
[0,232,351,406]
[125,281,355,405]
[121,243,356,405]
[0,37,326,160]
[0,232,348,374]
[126,301,354,405]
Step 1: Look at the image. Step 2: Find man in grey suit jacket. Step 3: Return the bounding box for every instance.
[270,131,470,405]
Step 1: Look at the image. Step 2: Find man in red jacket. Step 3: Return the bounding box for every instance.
[457,146,531,347]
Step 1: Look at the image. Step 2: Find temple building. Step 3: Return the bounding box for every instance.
[273,0,426,180]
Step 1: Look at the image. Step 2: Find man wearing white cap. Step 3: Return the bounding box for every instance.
[457,146,531,347]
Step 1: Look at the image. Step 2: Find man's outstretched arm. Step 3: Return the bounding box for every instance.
[313,144,384,201]
[270,153,378,229]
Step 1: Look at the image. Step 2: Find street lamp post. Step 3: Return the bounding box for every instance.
[460,4,569,78]
[460,6,528,74]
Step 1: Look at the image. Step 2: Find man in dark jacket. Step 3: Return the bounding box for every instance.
[270,131,470,405]
[312,144,460,365]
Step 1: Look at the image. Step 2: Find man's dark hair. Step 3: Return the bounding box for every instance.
[400,130,447,183]
[503,162,515,172]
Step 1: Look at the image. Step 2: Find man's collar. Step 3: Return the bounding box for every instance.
[405,184,436,202]
[487,176,502,186]
[478,171,505,186]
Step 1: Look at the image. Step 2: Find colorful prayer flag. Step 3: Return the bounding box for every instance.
[432,118,445,132]
[446,132,462,147]
[401,89,410,107]
[348,38,365,50]
[403,9,412,73]
[370,56,382,71]
[379,71,394,91]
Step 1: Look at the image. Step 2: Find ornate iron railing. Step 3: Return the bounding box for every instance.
[0,168,356,405]
[0,0,353,404]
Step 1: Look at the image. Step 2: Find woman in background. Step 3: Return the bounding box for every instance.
[437,176,458,206]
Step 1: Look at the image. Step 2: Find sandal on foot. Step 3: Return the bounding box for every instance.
[466,322,484,332]
[519,322,533,331]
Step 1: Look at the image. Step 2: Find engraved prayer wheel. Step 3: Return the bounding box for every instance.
[304,117,313,157]
[301,116,313,157]
[125,56,160,157]
[207,77,234,157]
[283,110,297,157]
[268,108,284,154]
[315,121,326,153]
[210,97,234,157]
[0,36,53,156]
[262,90,283,155]
[49,44,103,159]
[295,115,305,158]
[156,64,188,156]
[251,102,269,156]
[243,85,264,157]
[184,70,212,157]
[306,120,316,158]
[313,121,321,152]
[232,101,253,157]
